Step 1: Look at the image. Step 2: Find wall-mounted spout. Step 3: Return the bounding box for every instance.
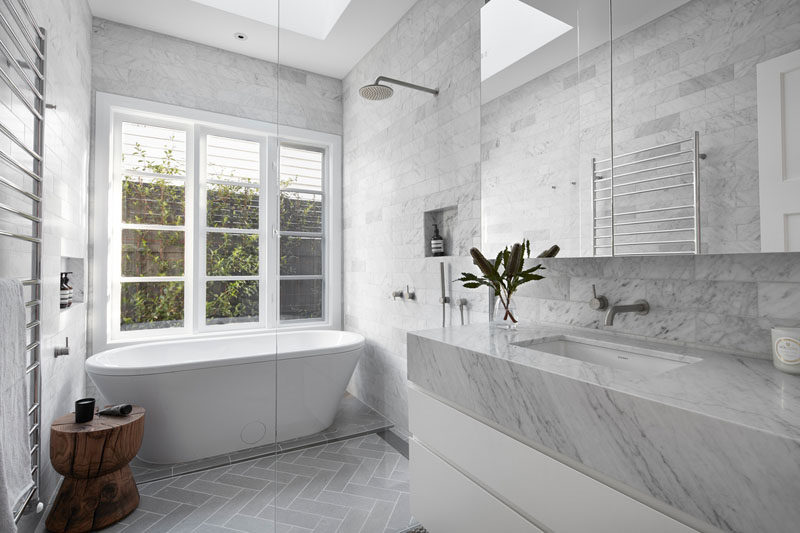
[605,300,649,326]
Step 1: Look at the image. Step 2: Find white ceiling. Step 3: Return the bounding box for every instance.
[188,0,353,41]
[88,0,417,79]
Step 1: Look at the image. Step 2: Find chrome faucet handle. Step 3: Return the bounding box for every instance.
[391,290,404,300]
[54,337,69,358]
[589,284,608,311]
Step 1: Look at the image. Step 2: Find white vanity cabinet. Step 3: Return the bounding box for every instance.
[408,385,699,533]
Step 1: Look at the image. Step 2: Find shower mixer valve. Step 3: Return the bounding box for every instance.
[391,286,416,300]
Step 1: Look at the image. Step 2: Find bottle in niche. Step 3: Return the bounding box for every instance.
[431,224,444,257]
[59,273,70,309]
[65,272,73,307]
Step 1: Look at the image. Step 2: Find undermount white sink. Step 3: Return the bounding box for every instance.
[512,335,701,375]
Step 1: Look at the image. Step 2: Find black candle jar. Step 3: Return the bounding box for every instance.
[75,397,95,424]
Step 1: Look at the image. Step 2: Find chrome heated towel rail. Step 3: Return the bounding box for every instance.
[592,132,705,256]
[0,0,45,523]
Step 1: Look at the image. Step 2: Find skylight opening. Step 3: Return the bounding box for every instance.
[481,0,573,81]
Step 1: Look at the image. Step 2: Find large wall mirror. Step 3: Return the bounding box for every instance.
[480,0,800,257]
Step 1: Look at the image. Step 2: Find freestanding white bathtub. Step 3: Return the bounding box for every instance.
[85,330,364,464]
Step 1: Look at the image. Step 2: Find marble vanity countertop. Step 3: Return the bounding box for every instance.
[407,323,800,533]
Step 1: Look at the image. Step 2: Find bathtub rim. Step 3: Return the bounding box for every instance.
[86,330,365,377]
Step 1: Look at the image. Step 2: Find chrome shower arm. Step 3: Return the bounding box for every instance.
[374,76,439,95]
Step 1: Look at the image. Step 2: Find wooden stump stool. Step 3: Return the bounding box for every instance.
[46,406,145,532]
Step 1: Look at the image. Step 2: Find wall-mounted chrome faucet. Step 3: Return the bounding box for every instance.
[605,300,649,326]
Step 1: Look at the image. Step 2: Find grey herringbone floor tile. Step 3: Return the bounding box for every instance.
[275,475,315,508]
[288,497,349,520]
[133,432,416,533]
[349,457,380,486]
[224,513,279,533]
[385,493,412,533]
[324,463,359,491]
[185,479,244,498]
[337,508,370,533]
[238,481,285,517]
[216,473,271,491]
[204,488,260,526]
[146,503,196,532]
[361,500,395,533]
[154,486,213,506]
[315,490,375,512]
[137,494,182,515]
[312,516,343,533]
[342,482,400,503]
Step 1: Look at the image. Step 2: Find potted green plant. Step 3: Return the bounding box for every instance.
[457,240,545,328]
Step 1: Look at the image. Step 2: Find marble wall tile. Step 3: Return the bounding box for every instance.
[757,282,800,320]
[91,19,343,136]
[695,253,800,282]
[341,0,484,432]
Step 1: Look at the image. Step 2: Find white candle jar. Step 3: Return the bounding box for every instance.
[772,327,800,375]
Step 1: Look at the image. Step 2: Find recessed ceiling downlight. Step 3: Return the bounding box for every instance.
[234,32,248,41]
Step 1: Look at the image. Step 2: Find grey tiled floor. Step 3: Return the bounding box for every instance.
[131,395,392,484]
[110,433,415,533]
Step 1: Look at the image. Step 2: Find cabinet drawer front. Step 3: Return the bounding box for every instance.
[409,386,698,533]
[410,439,545,533]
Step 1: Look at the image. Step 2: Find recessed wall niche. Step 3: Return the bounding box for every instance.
[60,256,85,307]
[423,206,458,257]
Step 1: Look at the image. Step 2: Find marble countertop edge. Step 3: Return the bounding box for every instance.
[407,322,800,444]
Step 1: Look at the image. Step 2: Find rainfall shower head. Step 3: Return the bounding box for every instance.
[359,83,394,101]
[359,76,438,101]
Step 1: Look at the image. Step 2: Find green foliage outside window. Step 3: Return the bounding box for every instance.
[121,141,187,330]
[120,141,324,330]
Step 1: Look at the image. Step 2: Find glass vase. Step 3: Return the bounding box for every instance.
[493,296,518,329]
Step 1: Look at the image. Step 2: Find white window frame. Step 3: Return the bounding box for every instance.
[197,127,267,333]
[92,92,342,352]
[111,113,195,340]
[278,141,328,324]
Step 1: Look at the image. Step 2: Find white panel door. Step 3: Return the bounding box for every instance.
[758,49,800,252]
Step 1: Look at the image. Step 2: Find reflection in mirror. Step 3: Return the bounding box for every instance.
[612,0,800,255]
[481,0,800,257]
[481,0,611,257]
